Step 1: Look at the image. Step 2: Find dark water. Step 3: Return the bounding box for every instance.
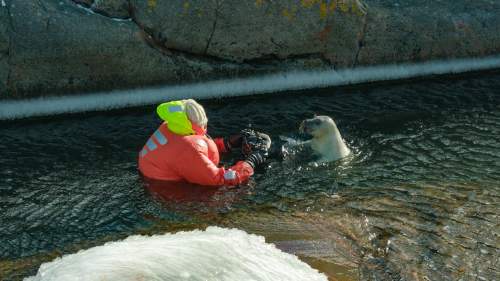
[1,72,499,280]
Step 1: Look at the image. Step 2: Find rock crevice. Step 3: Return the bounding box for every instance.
[72,0,131,20]
[353,7,369,67]
[204,0,221,55]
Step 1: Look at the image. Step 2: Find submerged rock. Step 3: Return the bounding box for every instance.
[0,0,499,98]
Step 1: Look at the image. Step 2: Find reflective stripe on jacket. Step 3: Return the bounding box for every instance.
[138,123,253,186]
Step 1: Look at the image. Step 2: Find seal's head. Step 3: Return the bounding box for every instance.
[299,115,338,139]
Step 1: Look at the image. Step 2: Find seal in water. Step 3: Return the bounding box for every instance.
[299,115,351,162]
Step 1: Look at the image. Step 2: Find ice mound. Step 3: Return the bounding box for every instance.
[25,226,327,281]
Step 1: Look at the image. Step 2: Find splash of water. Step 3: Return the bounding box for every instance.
[2,55,500,120]
[24,227,327,281]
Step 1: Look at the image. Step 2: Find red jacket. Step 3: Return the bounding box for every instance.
[138,123,253,186]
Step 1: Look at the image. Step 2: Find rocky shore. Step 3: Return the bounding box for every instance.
[1,0,499,99]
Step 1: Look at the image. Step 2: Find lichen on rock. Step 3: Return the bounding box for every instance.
[127,0,367,64]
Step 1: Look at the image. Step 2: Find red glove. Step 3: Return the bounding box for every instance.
[214,134,243,153]
[225,134,243,150]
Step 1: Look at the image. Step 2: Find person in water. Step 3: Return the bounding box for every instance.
[138,99,270,186]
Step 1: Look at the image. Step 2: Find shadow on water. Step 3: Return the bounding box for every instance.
[1,71,499,280]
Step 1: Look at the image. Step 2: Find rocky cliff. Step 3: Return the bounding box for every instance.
[1,0,499,99]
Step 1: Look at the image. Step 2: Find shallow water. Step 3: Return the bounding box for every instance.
[1,71,499,280]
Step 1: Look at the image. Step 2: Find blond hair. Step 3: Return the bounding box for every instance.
[183,99,208,127]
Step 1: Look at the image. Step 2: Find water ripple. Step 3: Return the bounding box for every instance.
[1,72,499,280]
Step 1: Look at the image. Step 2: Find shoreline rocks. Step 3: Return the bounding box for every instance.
[1,0,499,99]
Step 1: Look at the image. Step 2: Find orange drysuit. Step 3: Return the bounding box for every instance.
[138,123,253,186]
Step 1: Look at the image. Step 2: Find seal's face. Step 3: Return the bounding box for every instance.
[299,115,336,138]
[299,115,351,161]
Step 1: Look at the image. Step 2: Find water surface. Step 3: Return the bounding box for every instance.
[1,71,499,280]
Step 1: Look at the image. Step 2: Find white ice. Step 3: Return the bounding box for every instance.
[25,227,327,281]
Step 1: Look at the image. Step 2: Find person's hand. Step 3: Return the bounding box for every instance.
[242,129,271,155]
[244,151,267,169]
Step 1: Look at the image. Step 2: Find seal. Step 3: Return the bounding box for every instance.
[299,115,351,162]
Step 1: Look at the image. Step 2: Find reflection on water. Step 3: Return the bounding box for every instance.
[1,71,499,280]
[143,179,251,214]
